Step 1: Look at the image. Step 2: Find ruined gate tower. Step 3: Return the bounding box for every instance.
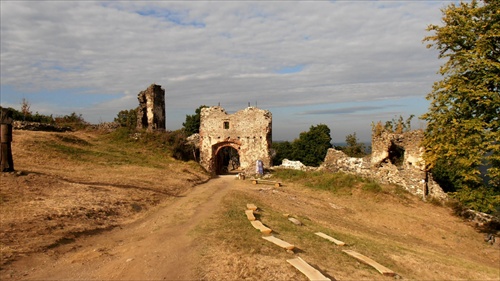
[136,84,166,131]
[199,106,272,175]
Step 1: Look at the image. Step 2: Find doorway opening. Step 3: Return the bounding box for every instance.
[388,142,405,167]
[214,146,240,175]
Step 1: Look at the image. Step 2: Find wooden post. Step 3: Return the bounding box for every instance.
[0,109,14,172]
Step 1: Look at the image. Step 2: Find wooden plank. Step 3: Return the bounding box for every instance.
[250,220,272,235]
[246,203,258,211]
[262,235,295,250]
[245,209,256,221]
[342,250,395,277]
[251,180,282,187]
[286,257,331,281]
[315,232,345,246]
[288,217,302,225]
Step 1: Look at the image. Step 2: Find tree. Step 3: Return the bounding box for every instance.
[342,133,367,158]
[20,98,31,121]
[422,0,499,193]
[115,108,138,129]
[271,141,293,166]
[183,105,207,135]
[292,124,332,167]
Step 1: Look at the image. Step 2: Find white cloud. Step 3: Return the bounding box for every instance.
[1,1,446,140]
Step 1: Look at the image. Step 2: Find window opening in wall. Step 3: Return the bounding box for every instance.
[388,142,405,167]
[224,121,230,129]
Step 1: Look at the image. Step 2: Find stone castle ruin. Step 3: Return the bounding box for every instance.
[136,84,166,131]
[321,130,446,199]
[199,106,272,176]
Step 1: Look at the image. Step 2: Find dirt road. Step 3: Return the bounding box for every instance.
[6,175,244,280]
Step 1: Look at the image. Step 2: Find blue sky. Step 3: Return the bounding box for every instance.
[0,1,454,142]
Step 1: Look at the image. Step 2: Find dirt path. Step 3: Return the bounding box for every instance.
[7,175,244,280]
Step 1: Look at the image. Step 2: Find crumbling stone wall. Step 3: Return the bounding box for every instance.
[136,84,166,131]
[12,121,72,132]
[199,106,272,175]
[321,130,446,200]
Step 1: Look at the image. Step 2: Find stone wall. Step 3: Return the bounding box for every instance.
[12,121,71,132]
[136,84,166,131]
[321,130,447,200]
[199,106,272,175]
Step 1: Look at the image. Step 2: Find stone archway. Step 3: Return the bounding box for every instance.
[199,106,272,175]
[212,142,241,175]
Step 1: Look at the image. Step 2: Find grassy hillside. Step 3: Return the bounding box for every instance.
[0,129,209,268]
[196,171,500,280]
[1,129,499,280]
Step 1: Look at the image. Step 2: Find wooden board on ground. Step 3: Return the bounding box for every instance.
[251,180,282,187]
[250,220,272,235]
[315,232,345,246]
[246,203,258,211]
[342,250,396,277]
[286,257,331,281]
[288,217,302,225]
[245,209,256,221]
[262,235,295,250]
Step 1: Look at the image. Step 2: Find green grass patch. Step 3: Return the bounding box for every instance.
[272,169,365,194]
[53,134,91,146]
[362,180,383,193]
[35,130,177,168]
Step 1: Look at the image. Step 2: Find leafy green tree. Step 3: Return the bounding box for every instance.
[422,0,499,193]
[182,105,207,135]
[342,133,367,158]
[271,141,293,166]
[292,124,332,167]
[115,108,138,129]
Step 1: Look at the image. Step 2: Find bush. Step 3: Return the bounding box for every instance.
[54,112,88,130]
[114,108,137,129]
[165,130,196,161]
[451,187,500,214]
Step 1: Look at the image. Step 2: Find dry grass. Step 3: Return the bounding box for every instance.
[195,180,500,280]
[0,129,210,268]
[2,130,499,280]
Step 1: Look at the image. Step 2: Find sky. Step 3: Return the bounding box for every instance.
[0,0,456,143]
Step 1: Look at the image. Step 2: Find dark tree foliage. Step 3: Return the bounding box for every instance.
[341,132,367,158]
[183,105,207,135]
[272,124,332,167]
[0,106,54,124]
[271,141,293,166]
[292,124,333,167]
[115,108,138,129]
[164,129,195,161]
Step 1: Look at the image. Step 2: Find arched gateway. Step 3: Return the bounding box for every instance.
[199,106,272,176]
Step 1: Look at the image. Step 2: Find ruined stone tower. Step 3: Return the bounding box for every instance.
[199,106,272,176]
[136,84,166,131]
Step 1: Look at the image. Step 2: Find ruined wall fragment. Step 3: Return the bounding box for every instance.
[136,84,166,131]
[321,130,446,200]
